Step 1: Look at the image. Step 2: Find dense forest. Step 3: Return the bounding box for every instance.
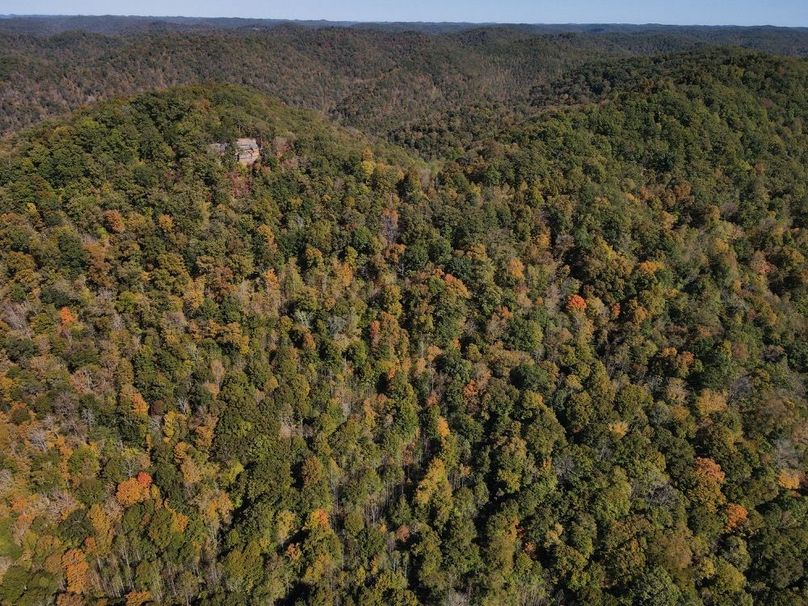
[0,17,806,606]
[2,20,808,143]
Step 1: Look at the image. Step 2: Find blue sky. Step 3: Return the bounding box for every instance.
[2,0,807,26]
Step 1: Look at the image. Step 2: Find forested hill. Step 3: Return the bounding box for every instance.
[1,15,808,41]
[1,22,808,142]
[0,47,806,606]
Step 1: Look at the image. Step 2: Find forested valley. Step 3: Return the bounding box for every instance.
[0,17,806,606]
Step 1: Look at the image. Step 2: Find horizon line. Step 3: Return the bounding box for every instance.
[2,14,807,29]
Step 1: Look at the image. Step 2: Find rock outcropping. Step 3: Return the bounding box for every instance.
[236,138,260,166]
[207,138,260,166]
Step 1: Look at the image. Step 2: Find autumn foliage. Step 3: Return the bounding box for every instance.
[116,472,153,506]
[0,51,806,606]
[566,294,587,312]
[61,549,89,594]
[726,503,748,531]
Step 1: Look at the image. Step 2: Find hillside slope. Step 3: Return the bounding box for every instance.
[0,56,806,605]
[2,24,808,145]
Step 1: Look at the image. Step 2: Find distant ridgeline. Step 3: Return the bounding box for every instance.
[1,15,808,37]
[1,18,808,155]
[0,41,805,606]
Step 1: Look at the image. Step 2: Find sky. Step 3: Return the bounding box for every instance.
[2,0,807,27]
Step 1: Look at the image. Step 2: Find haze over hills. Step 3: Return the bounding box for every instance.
[2,16,808,151]
[1,15,808,36]
[0,13,806,606]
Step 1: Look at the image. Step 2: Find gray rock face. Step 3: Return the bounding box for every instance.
[236,138,260,166]
[208,139,261,166]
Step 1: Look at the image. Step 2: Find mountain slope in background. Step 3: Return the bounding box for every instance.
[1,21,808,149]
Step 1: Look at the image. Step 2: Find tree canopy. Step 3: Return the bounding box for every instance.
[0,42,805,606]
